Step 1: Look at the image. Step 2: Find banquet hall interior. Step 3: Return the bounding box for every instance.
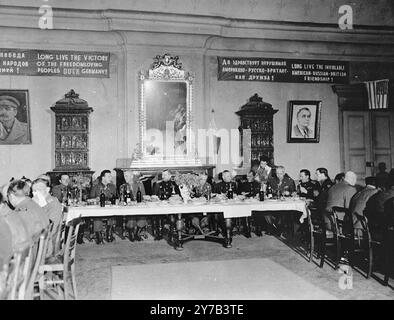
[1,0,394,301]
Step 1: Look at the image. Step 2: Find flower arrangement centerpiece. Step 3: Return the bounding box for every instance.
[70,174,92,203]
[174,172,200,203]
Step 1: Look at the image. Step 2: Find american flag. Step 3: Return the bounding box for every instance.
[364,79,389,110]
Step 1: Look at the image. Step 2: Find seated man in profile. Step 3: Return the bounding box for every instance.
[89,170,117,244]
[7,180,49,236]
[31,178,64,253]
[51,173,71,203]
[119,171,147,242]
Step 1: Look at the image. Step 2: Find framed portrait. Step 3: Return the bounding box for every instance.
[0,89,31,145]
[287,100,321,143]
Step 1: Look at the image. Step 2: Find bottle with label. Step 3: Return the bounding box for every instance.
[136,186,142,203]
[171,184,176,196]
[227,183,234,199]
[126,187,132,204]
[100,189,106,207]
[159,184,165,200]
[259,184,265,201]
[266,184,273,199]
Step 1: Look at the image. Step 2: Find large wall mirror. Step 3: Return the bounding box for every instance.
[136,54,198,165]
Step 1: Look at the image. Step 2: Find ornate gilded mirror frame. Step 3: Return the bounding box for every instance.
[137,53,196,164]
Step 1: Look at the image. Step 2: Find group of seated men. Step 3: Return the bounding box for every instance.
[0,176,63,281]
[2,157,393,251]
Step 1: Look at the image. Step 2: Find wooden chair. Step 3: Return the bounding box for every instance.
[19,229,48,300]
[308,207,342,269]
[0,247,27,300]
[54,210,68,257]
[38,217,81,300]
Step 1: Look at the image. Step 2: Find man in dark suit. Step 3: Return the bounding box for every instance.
[153,169,180,199]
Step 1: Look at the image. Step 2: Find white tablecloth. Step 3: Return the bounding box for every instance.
[66,199,309,223]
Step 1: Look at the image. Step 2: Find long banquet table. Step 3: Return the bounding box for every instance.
[66,199,310,249]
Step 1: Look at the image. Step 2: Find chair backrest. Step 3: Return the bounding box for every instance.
[54,207,68,256]
[6,245,31,300]
[19,229,46,300]
[64,217,81,269]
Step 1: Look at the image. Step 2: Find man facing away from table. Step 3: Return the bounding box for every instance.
[89,170,117,244]
[119,171,147,242]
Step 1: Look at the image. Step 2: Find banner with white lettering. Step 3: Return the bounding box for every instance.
[218,57,349,84]
[0,49,110,78]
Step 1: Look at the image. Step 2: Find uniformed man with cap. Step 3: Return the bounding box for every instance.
[0,95,29,144]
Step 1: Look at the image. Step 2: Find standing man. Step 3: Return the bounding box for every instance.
[51,173,71,203]
[0,95,29,144]
[120,171,147,242]
[89,170,117,244]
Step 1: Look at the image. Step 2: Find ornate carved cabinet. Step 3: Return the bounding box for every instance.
[47,89,94,192]
[236,93,278,166]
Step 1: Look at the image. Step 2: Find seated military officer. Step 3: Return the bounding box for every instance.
[7,180,49,236]
[120,171,147,242]
[190,171,212,233]
[240,170,261,197]
[214,170,238,195]
[153,169,180,199]
[89,170,117,244]
[297,169,319,200]
[51,173,71,203]
[152,169,180,239]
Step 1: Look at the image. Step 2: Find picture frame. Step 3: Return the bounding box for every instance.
[0,89,31,145]
[287,100,321,143]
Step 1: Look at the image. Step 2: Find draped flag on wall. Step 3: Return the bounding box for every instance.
[364,79,389,110]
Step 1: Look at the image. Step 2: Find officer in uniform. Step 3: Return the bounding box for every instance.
[214,170,238,195]
[119,171,147,242]
[240,171,261,197]
[51,173,71,203]
[297,169,319,201]
[89,170,117,244]
[0,95,29,144]
[152,169,180,239]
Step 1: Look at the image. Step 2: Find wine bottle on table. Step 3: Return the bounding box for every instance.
[126,188,132,204]
[100,189,106,207]
[266,184,273,199]
[259,184,265,201]
[227,184,234,199]
[136,186,142,203]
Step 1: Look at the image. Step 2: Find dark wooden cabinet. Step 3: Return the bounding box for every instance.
[236,93,278,166]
